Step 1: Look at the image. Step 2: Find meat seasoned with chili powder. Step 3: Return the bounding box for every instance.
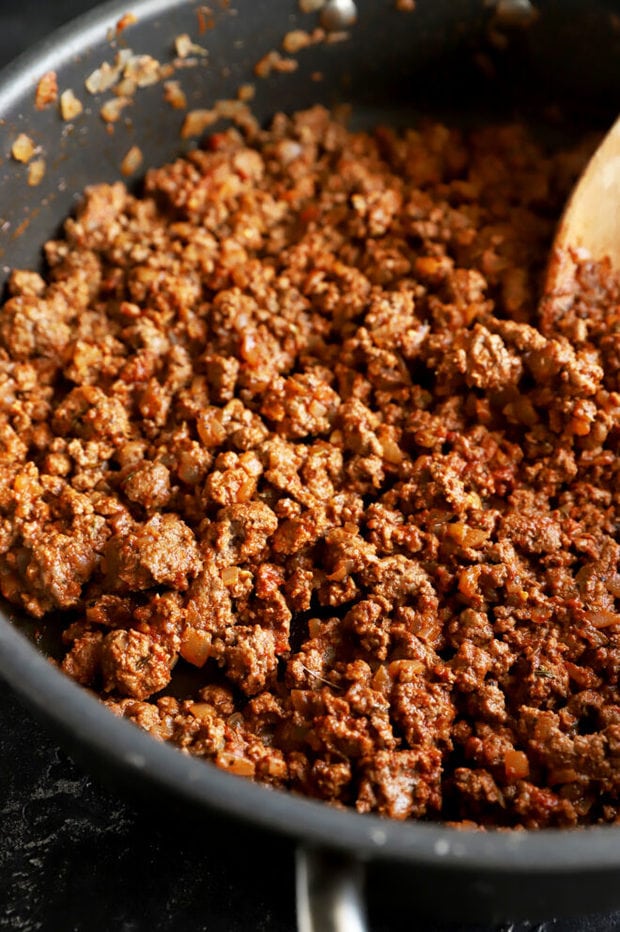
[1,108,619,828]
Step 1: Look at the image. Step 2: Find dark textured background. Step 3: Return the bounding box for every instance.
[0,3,619,931]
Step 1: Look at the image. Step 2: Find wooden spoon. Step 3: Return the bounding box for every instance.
[546,116,620,294]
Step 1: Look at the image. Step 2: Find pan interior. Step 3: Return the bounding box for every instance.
[1,0,620,877]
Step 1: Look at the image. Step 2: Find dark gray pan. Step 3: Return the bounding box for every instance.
[1,1,620,928]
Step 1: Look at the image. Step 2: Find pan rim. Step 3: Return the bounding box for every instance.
[3,613,620,873]
[1,0,620,874]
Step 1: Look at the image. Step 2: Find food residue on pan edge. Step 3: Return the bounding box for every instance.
[34,71,58,111]
[26,157,46,186]
[119,144,143,177]
[59,89,84,122]
[13,0,425,189]
[1,104,619,829]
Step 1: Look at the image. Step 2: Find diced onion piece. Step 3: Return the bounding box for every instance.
[196,412,226,447]
[120,145,143,177]
[27,158,46,187]
[547,767,579,786]
[237,83,255,102]
[11,133,35,164]
[163,80,187,110]
[371,664,392,693]
[584,610,620,629]
[60,89,83,121]
[380,436,404,465]
[35,71,58,110]
[190,702,217,722]
[283,29,314,53]
[85,53,128,94]
[327,558,354,582]
[181,108,218,139]
[606,575,620,598]
[180,627,212,667]
[100,96,132,123]
[254,50,298,79]
[116,12,137,33]
[216,752,255,777]
[175,33,207,58]
[221,566,240,586]
[504,749,529,781]
[265,757,287,779]
[124,54,163,88]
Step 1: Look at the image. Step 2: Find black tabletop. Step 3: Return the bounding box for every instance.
[0,4,618,932]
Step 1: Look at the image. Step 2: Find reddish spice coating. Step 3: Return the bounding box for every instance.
[1,108,619,827]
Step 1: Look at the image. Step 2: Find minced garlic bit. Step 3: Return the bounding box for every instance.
[35,71,58,110]
[175,34,208,59]
[214,100,253,122]
[181,108,219,139]
[115,77,138,97]
[181,99,258,139]
[85,49,132,94]
[123,54,162,88]
[27,158,46,186]
[59,89,84,121]
[85,43,199,102]
[254,50,299,79]
[282,28,325,53]
[163,80,188,110]
[100,96,132,123]
[237,83,255,102]
[120,145,143,176]
[11,133,35,164]
[85,49,165,95]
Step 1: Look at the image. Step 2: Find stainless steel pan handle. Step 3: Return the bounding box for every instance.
[296,846,369,932]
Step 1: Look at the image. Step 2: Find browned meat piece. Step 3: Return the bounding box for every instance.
[0,295,72,360]
[215,625,278,696]
[261,370,340,439]
[103,514,201,590]
[121,460,172,510]
[357,748,443,820]
[460,324,523,390]
[209,501,278,563]
[102,628,173,700]
[61,631,104,686]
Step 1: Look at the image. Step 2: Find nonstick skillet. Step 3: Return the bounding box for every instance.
[1,2,620,929]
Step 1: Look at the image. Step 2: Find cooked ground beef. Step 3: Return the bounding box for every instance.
[1,107,619,828]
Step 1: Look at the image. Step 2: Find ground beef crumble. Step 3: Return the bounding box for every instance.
[1,107,619,828]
